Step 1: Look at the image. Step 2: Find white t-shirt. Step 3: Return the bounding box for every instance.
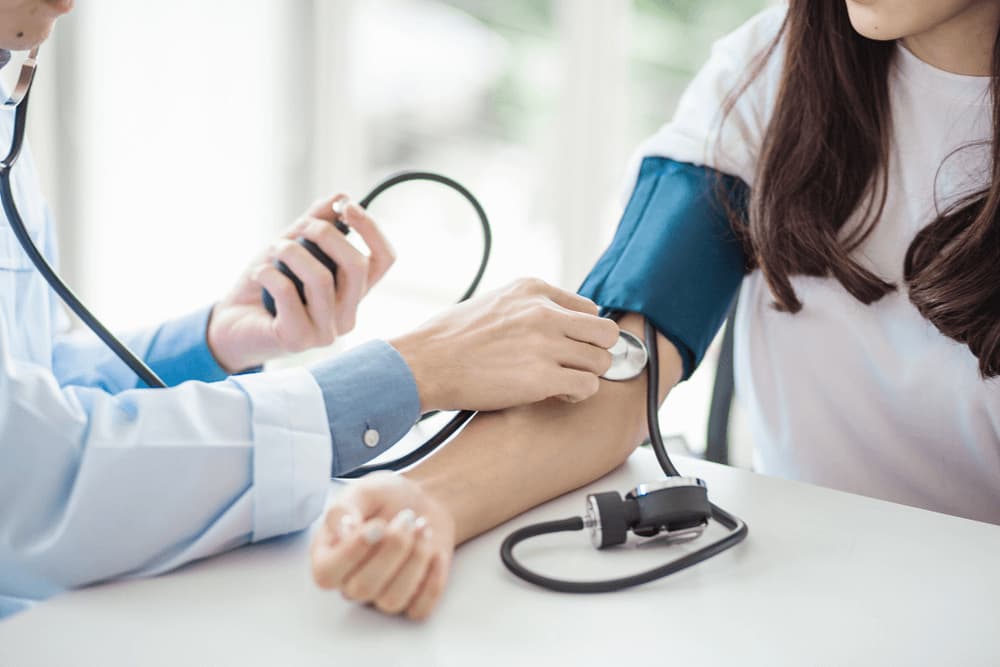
[636,5,1000,524]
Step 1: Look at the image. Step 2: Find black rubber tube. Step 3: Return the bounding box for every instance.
[338,409,476,478]
[498,320,748,592]
[1,90,167,389]
[359,170,491,304]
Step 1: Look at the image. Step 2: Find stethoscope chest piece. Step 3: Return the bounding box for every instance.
[601,329,648,381]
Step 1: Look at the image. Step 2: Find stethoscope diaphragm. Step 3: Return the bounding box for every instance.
[601,329,649,381]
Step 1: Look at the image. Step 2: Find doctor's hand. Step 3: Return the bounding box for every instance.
[390,278,619,413]
[311,473,456,621]
[207,194,395,372]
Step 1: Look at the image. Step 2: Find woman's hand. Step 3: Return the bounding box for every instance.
[390,278,620,412]
[207,194,396,372]
[311,474,456,621]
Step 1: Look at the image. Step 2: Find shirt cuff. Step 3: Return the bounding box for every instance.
[229,368,333,542]
[309,340,422,476]
[143,306,231,386]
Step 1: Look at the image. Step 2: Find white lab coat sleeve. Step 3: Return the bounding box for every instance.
[0,330,331,600]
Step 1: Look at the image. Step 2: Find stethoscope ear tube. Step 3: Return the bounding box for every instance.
[0,87,167,389]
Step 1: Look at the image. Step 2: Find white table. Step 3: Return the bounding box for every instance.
[2,448,998,666]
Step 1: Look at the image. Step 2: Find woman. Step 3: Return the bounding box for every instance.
[0,0,620,618]
[312,0,1000,619]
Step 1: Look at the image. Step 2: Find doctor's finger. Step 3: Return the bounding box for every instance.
[341,510,419,603]
[305,193,349,223]
[405,554,450,621]
[541,286,601,316]
[271,239,337,344]
[551,367,601,403]
[299,219,367,335]
[340,202,397,288]
[280,216,313,240]
[559,308,620,350]
[254,266,316,350]
[557,339,614,376]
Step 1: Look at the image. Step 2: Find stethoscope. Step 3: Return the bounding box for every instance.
[1,49,747,594]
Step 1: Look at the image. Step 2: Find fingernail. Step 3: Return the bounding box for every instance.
[362,523,384,545]
[338,514,358,539]
[414,516,428,533]
[392,508,417,530]
[332,198,349,215]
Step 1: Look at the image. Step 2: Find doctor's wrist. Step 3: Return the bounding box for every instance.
[388,334,446,414]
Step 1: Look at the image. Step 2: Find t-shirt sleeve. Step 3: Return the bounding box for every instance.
[578,6,787,380]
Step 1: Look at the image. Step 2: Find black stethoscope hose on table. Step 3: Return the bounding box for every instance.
[499,320,748,593]
[1,48,747,594]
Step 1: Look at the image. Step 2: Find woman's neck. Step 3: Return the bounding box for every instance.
[903,1,1000,76]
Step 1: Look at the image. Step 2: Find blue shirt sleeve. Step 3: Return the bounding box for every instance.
[309,340,422,476]
[579,157,749,380]
[52,305,234,392]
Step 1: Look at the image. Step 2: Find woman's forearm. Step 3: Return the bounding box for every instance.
[405,314,682,544]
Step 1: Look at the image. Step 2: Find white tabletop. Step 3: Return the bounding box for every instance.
[2,448,998,666]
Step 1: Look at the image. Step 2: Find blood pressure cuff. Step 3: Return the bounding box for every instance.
[578,157,749,381]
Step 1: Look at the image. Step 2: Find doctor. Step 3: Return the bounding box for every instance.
[0,0,620,617]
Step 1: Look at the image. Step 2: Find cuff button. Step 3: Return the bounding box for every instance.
[363,428,381,448]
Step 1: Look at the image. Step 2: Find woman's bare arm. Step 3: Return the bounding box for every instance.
[310,312,683,619]
[406,312,682,543]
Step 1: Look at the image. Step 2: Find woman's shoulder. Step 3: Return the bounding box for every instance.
[636,4,788,184]
[714,4,788,61]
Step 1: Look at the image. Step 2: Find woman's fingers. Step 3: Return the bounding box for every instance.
[373,522,435,615]
[341,509,420,603]
[310,516,386,590]
[405,553,450,621]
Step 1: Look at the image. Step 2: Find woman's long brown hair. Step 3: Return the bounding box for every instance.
[738,1,1000,377]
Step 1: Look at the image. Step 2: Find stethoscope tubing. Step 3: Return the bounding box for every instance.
[1,89,168,389]
[4,53,748,590]
[1,69,494,474]
[498,320,748,593]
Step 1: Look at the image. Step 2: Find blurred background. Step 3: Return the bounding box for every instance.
[27,0,768,459]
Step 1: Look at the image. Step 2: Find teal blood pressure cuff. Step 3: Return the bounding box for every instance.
[578,157,749,381]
